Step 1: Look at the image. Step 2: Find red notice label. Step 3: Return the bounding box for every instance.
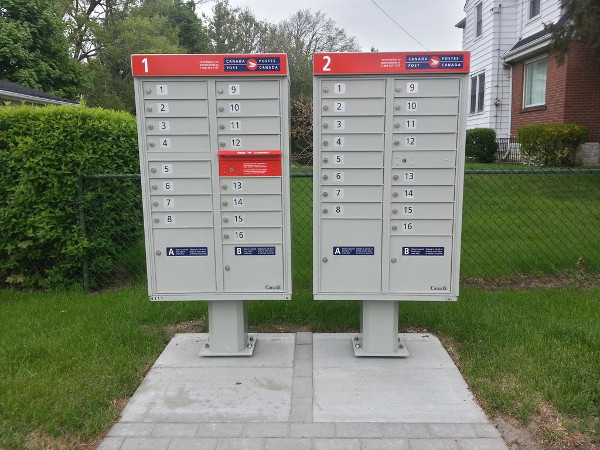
[131,54,288,76]
[218,150,282,177]
[313,52,470,75]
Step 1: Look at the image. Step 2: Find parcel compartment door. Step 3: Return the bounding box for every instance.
[319,219,382,293]
[152,228,216,293]
[222,244,284,292]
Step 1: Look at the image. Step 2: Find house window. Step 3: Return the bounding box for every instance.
[529,0,540,19]
[475,2,483,37]
[523,57,547,107]
[470,72,485,114]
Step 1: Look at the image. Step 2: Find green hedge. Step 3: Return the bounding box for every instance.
[518,124,587,166]
[0,105,140,289]
[466,128,497,163]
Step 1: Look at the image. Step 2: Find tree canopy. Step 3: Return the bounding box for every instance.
[546,0,600,63]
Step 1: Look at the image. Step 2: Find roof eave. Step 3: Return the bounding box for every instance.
[0,90,80,106]
[503,36,552,63]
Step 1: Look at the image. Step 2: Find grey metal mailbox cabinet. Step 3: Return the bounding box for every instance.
[132,54,292,355]
[313,52,470,356]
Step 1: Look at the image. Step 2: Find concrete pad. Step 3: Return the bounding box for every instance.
[313,334,488,423]
[121,333,295,423]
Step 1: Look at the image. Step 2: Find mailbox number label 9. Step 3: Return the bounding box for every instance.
[407,82,419,93]
[228,84,240,95]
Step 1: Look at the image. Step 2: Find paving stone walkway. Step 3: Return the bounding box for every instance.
[99,333,507,450]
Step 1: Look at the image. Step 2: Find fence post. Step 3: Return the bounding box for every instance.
[77,176,90,293]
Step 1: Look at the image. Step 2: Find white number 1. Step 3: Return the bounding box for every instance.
[142,57,148,73]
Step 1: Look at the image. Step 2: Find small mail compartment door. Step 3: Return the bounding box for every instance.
[219,150,282,177]
[220,177,281,194]
[392,151,457,168]
[392,185,455,203]
[151,211,213,228]
[221,211,282,227]
[217,135,280,151]
[145,119,210,136]
[142,81,208,99]
[216,80,280,99]
[144,100,208,117]
[321,98,385,116]
[322,134,384,151]
[394,78,460,97]
[321,202,382,219]
[321,185,383,203]
[220,194,281,210]
[393,97,458,115]
[391,202,454,219]
[150,195,213,212]
[391,168,456,185]
[217,117,281,134]
[152,228,216,293]
[393,133,457,151]
[221,227,282,244]
[146,135,210,153]
[148,161,211,178]
[321,116,385,133]
[389,236,453,293]
[393,116,458,133]
[320,219,382,293]
[149,178,212,195]
[390,219,454,235]
[222,244,284,292]
[321,168,383,185]
[216,99,280,116]
[321,79,386,98]
[321,151,383,168]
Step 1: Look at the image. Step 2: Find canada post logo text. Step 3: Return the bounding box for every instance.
[224,57,281,72]
[406,54,464,70]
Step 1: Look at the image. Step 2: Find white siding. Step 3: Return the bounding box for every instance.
[518,0,562,39]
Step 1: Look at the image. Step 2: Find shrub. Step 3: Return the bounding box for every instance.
[0,105,140,289]
[465,128,497,163]
[518,124,587,166]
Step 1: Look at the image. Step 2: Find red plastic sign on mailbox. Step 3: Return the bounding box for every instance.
[218,150,282,177]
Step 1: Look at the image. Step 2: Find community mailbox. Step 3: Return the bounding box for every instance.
[132,54,292,354]
[313,52,470,355]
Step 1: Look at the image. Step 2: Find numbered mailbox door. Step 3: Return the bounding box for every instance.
[222,245,284,292]
[152,228,216,293]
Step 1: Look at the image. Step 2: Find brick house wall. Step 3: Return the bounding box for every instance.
[511,41,600,141]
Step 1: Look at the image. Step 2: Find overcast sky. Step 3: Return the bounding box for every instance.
[199,0,467,52]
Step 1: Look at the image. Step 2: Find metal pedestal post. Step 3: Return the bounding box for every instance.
[200,301,256,356]
[353,301,409,357]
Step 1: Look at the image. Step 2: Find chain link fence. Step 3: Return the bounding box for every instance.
[78,169,600,291]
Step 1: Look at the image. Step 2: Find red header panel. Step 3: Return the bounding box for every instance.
[313,52,470,75]
[131,54,288,76]
[218,151,282,177]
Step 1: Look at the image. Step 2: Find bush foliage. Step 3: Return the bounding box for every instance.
[465,128,497,163]
[518,124,587,166]
[0,105,140,289]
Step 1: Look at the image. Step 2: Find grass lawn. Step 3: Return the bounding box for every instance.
[1,285,599,448]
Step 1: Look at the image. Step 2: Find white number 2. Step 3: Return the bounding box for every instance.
[322,55,332,71]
